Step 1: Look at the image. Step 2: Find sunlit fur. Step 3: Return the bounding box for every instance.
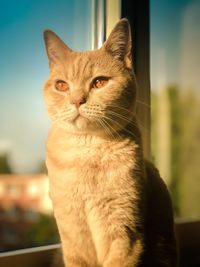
[44,50,137,137]
[43,19,178,267]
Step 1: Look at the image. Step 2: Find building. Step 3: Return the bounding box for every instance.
[0,174,54,251]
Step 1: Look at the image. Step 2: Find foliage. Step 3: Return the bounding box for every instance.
[25,213,60,247]
[0,153,12,174]
[37,161,48,174]
[151,86,200,219]
[179,89,200,218]
[168,86,181,216]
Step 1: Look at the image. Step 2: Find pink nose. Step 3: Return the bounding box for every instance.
[71,97,86,108]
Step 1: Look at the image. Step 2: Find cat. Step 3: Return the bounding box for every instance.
[43,19,178,267]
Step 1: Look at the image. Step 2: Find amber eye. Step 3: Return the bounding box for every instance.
[92,77,109,89]
[55,80,69,92]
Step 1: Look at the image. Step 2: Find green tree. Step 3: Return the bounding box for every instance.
[0,153,12,174]
[25,213,60,247]
[152,86,200,219]
[168,86,181,216]
[151,86,181,216]
[179,89,200,219]
[37,161,48,174]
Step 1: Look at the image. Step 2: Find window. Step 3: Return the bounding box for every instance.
[150,0,200,220]
[1,1,199,266]
[121,0,151,158]
[0,0,93,252]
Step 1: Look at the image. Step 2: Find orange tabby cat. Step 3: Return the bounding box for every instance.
[43,19,178,267]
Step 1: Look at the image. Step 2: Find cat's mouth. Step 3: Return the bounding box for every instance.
[71,113,80,121]
[69,110,89,131]
[68,107,83,123]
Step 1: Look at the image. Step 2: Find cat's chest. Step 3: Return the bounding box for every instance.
[47,144,123,191]
[46,135,138,206]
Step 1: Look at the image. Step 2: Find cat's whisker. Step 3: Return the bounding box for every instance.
[98,119,117,140]
[54,108,79,123]
[103,115,138,139]
[101,118,122,140]
[58,110,74,117]
[85,111,117,139]
[136,100,150,109]
[106,110,137,130]
[87,103,148,134]
[87,113,120,140]
[90,110,134,139]
[82,108,135,139]
[106,110,148,134]
[106,110,132,123]
[135,121,149,134]
[106,104,133,114]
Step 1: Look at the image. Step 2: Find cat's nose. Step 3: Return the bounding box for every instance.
[71,96,86,108]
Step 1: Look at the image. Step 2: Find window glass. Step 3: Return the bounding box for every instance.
[150,0,200,220]
[0,0,92,251]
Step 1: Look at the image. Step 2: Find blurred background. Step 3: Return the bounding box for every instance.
[150,0,200,220]
[0,0,199,252]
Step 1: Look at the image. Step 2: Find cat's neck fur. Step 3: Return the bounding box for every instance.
[49,116,142,148]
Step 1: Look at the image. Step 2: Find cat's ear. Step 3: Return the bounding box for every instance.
[43,30,72,66]
[103,18,132,69]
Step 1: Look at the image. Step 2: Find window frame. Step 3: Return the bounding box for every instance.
[121,0,150,159]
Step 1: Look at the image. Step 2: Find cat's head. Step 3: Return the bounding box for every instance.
[43,19,137,137]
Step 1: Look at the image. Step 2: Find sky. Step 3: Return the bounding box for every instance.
[0,0,92,173]
[0,0,199,173]
[150,0,200,90]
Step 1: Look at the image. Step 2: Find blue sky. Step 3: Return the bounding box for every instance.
[150,0,190,82]
[0,0,199,173]
[0,0,92,172]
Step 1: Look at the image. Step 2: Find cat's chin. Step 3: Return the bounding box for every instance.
[63,115,93,134]
[58,115,103,136]
[73,115,89,131]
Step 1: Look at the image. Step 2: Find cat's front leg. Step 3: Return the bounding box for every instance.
[63,255,89,267]
[103,236,143,267]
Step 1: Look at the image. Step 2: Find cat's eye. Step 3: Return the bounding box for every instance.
[55,80,69,92]
[92,77,109,89]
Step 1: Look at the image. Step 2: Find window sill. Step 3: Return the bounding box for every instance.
[0,221,199,267]
[175,220,200,267]
[0,244,60,267]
